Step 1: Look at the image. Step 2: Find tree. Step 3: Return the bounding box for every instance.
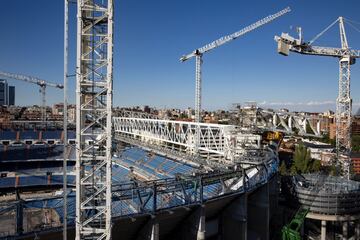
[279,161,287,175]
[293,143,307,173]
[290,143,321,175]
[311,160,322,172]
[290,164,297,175]
[352,135,360,152]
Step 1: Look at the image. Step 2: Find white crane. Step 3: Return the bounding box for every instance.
[0,71,64,122]
[180,7,291,151]
[275,17,360,177]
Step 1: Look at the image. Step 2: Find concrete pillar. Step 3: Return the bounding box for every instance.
[220,193,247,240]
[180,205,206,240]
[150,222,159,240]
[197,207,206,240]
[355,221,360,239]
[321,220,326,240]
[15,191,23,235]
[247,182,269,240]
[342,221,348,240]
[135,218,159,240]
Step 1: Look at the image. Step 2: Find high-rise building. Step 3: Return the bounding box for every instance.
[0,79,8,105]
[0,79,15,106]
[8,86,15,106]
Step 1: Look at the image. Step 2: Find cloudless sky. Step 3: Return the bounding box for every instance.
[0,0,360,112]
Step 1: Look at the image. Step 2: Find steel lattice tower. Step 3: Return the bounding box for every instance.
[336,57,352,174]
[75,0,114,239]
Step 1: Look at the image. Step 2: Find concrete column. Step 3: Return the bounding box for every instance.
[180,205,206,240]
[135,218,159,240]
[321,220,326,240]
[15,191,23,235]
[342,221,348,240]
[247,182,270,240]
[355,221,360,239]
[220,193,247,240]
[197,207,206,240]
[150,222,159,240]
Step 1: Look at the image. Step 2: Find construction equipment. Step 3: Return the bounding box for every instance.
[180,6,290,152]
[0,71,64,122]
[282,208,309,240]
[275,17,360,177]
[281,174,328,240]
[75,0,114,239]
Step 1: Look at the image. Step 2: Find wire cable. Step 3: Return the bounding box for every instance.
[309,18,339,45]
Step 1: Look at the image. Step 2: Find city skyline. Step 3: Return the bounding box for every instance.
[0,0,360,112]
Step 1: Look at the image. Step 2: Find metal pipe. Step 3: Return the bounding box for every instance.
[75,0,82,239]
[63,0,69,239]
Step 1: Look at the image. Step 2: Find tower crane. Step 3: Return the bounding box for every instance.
[180,7,290,124]
[180,7,290,151]
[0,71,64,122]
[275,17,360,177]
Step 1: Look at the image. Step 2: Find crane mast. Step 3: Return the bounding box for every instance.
[75,0,114,239]
[0,71,63,122]
[180,7,290,152]
[275,17,360,178]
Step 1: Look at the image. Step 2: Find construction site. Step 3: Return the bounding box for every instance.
[1,1,360,240]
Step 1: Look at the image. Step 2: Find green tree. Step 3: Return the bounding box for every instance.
[352,135,360,152]
[290,164,297,175]
[311,160,322,172]
[293,143,307,173]
[279,161,287,175]
[290,143,321,175]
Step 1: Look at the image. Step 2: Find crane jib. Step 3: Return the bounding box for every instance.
[180,6,291,61]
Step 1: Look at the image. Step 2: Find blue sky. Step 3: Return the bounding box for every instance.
[0,0,360,112]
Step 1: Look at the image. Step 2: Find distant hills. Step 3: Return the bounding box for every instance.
[357,108,360,116]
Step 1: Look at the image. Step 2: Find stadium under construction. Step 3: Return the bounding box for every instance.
[1,1,360,240]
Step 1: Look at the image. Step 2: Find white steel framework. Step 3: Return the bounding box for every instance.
[337,57,352,155]
[76,0,114,239]
[113,114,319,164]
[114,117,235,159]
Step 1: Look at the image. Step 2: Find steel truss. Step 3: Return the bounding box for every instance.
[264,111,321,137]
[113,117,298,165]
[113,113,320,162]
[336,57,352,174]
[76,0,114,239]
[113,117,257,162]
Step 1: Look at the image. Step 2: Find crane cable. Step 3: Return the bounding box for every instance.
[344,19,360,35]
[309,17,360,46]
[309,18,339,45]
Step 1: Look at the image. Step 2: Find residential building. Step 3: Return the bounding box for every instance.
[352,116,360,136]
[352,153,360,175]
